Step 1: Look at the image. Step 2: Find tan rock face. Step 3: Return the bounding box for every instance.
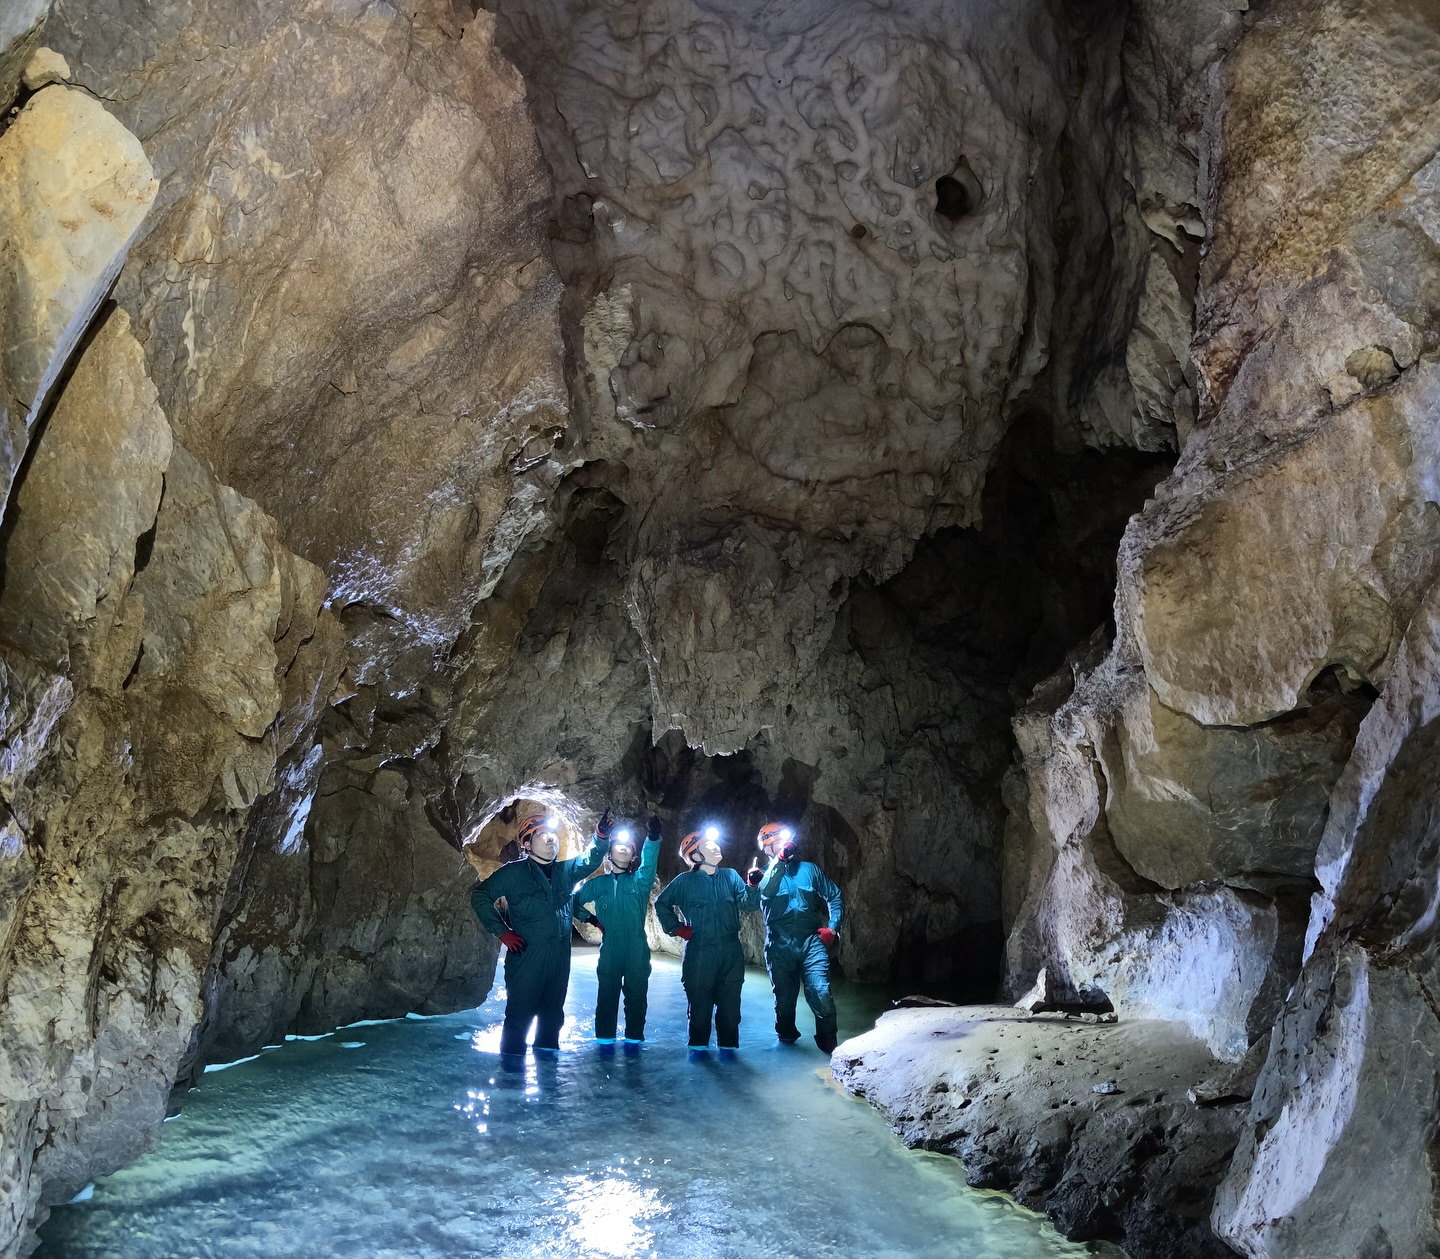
[21,47,69,90]
[1002,1,1440,1253]
[0,306,341,1253]
[487,0,1180,760]
[0,84,156,514]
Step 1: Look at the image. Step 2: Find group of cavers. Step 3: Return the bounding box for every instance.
[470,811,843,1057]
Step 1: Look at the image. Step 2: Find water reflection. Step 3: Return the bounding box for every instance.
[557,1173,661,1258]
[37,954,1120,1259]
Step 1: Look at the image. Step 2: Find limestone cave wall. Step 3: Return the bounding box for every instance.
[2,0,1438,1255]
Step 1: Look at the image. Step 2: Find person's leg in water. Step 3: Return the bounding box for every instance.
[594,945,623,1043]
[684,947,718,1048]
[621,945,652,1041]
[800,933,839,1053]
[766,944,803,1043]
[714,946,745,1049]
[499,947,545,1055]
[531,941,573,1051]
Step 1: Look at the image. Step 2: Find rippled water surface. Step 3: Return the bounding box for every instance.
[39,952,1116,1259]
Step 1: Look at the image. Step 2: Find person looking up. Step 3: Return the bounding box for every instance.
[570,814,663,1046]
[471,810,610,1056]
[751,822,844,1053]
[654,826,759,1052]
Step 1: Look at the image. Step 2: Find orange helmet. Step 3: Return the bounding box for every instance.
[758,822,796,858]
[680,825,721,865]
[517,814,559,848]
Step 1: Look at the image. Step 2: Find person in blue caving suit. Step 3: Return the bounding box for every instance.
[654,826,760,1051]
[570,814,662,1045]
[471,810,609,1056]
[751,821,843,1053]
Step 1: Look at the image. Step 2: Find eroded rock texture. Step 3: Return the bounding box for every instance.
[454,0,1184,997]
[1,4,543,1249]
[0,303,342,1250]
[991,0,1440,1254]
[5,0,1439,1253]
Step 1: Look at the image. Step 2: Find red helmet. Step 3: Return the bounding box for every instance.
[517,814,558,847]
[679,831,703,865]
[758,822,795,858]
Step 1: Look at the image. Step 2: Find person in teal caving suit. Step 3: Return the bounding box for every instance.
[751,821,844,1053]
[471,811,609,1056]
[570,814,662,1044]
[654,826,760,1051]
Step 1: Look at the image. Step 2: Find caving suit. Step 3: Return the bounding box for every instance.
[654,867,760,1048]
[758,857,843,1053]
[471,835,606,1055]
[570,834,661,1041]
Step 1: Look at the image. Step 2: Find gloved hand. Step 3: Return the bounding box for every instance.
[591,919,605,934]
[676,925,694,941]
[500,929,527,953]
[745,866,764,887]
[780,840,798,861]
[595,809,614,841]
[646,814,663,841]
[816,927,837,946]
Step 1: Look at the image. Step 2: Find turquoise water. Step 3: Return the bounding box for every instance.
[38,952,1114,1258]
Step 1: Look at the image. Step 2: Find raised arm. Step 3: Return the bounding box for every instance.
[563,811,612,885]
[758,856,785,897]
[638,815,662,886]
[734,867,761,913]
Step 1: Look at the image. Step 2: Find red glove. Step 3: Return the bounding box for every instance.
[780,841,798,861]
[591,919,605,934]
[595,809,614,841]
[676,925,694,941]
[816,927,837,946]
[745,867,764,887]
[500,930,526,953]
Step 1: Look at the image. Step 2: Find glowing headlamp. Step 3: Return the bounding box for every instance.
[544,816,560,830]
[615,829,632,845]
[703,826,720,842]
[780,827,793,841]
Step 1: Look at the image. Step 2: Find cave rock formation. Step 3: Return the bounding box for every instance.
[2,0,1439,1256]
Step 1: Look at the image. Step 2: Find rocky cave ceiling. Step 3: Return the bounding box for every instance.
[2,0,1440,1256]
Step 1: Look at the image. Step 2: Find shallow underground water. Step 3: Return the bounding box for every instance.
[39,953,1120,1259]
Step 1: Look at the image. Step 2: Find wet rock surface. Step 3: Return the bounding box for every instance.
[834,1006,1247,1259]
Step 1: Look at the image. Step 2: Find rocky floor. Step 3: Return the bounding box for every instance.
[833,1006,1258,1259]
